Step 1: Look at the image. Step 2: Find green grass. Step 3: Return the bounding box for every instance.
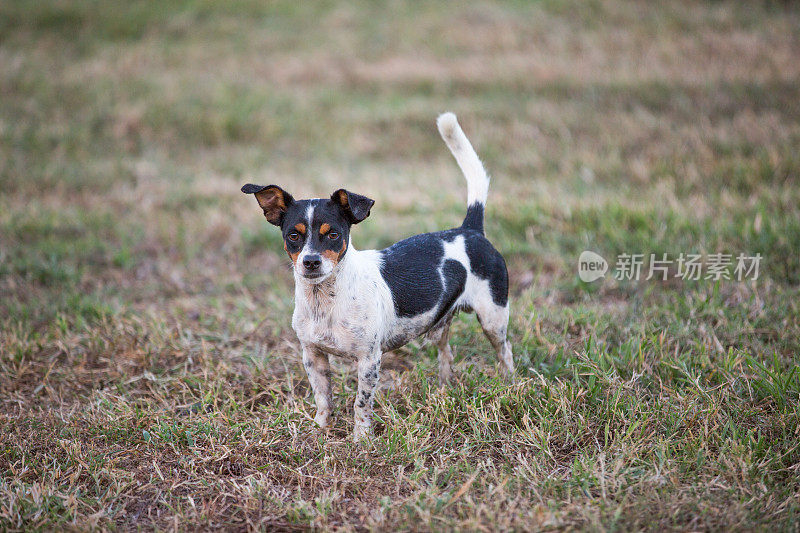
[1,0,800,530]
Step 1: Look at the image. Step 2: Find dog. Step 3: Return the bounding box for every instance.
[242,113,512,441]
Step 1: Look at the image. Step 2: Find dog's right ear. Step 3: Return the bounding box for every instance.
[241,184,294,226]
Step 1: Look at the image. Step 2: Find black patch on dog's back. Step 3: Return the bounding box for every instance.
[381,228,509,317]
[379,234,445,317]
[431,259,467,325]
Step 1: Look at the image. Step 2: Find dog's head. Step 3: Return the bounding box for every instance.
[242,184,374,284]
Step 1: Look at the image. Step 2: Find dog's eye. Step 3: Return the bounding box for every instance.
[287,232,300,242]
[328,232,339,240]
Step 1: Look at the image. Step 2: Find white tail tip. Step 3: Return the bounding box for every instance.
[436,112,489,206]
[437,112,460,148]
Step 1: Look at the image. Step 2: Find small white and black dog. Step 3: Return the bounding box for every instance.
[242,113,512,441]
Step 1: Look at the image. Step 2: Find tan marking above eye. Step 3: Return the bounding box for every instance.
[319,223,331,235]
[294,223,306,234]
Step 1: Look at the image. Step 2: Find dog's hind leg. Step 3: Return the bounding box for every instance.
[474,301,514,377]
[429,318,455,386]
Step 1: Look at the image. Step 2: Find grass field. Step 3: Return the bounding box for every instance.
[2,0,800,530]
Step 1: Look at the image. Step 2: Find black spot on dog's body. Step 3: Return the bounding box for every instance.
[382,332,413,351]
[379,234,446,317]
[356,386,375,409]
[432,259,467,326]
[464,230,508,306]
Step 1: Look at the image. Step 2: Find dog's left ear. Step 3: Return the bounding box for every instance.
[331,189,375,224]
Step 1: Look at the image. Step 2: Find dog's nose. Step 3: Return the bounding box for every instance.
[303,255,322,271]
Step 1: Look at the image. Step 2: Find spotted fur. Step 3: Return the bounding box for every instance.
[242,113,512,442]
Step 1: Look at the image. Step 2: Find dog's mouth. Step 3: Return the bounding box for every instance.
[302,272,326,280]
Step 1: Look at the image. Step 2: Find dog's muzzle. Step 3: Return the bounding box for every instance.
[303,254,322,272]
[299,253,331,281]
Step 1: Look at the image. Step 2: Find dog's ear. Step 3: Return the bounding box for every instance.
[331,189,374,224]
[241,184,294,226]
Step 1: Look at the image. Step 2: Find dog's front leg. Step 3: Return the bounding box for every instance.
[302,344,332,429]
[353,349,382,442]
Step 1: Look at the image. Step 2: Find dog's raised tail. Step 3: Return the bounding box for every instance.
[437,112,489,234]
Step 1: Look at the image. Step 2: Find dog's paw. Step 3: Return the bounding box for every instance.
[314,410,331,429]
[438,371,455,388]
[352,423,372,443]
[500,366,515,382]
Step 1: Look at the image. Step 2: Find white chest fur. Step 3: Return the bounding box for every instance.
[292,248,394,358]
